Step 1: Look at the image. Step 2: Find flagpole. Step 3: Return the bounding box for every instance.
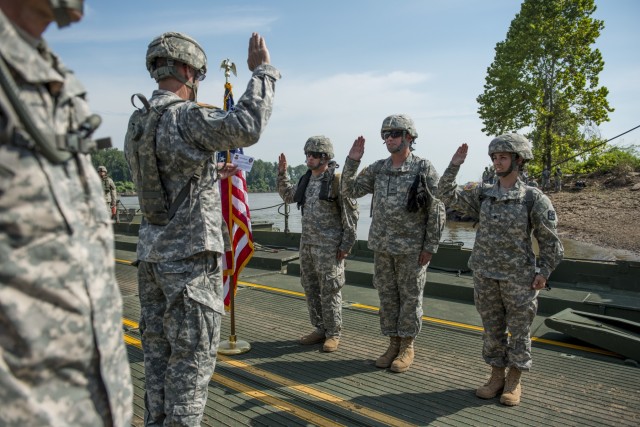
[218,58,250,355]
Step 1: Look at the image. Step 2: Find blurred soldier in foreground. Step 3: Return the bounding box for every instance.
[438,134,563,406]
[124,31,279,426]
[0,0,132,425]
[277,136,358,352]
[98,165,118,218]
[342,114,445,373]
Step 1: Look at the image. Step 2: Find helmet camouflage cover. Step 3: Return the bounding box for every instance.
[304,136,334,159]
[380,114,418,139]
[488,133,533,161]
[146,32,207,81]
[97,165,107,172]
[48,0,84,28]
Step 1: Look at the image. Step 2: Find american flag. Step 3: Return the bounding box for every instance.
[218,81,254,310]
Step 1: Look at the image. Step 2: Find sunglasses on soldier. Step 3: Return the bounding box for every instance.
[305,151,324,159]
[381,130,404,140]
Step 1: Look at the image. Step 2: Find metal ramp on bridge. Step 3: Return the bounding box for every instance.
[545,309,640,364]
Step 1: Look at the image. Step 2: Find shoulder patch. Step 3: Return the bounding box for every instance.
[547,210,556,221]
[463,181,480,191]
[196,102,218,109]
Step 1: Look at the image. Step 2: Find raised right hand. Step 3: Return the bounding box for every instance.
[247,32,270,71]
[451,143,468,166]
[278,153,287,174]
[348,136,365,161]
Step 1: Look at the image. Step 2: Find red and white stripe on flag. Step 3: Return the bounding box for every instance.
[220,166,254,310]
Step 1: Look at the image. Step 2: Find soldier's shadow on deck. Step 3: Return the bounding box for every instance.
[233,386,495,426]
[352,388,498,426]
[218,341,498,425]
[231,339,344,360]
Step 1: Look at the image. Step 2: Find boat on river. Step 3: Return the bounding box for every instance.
[113,221,640,426]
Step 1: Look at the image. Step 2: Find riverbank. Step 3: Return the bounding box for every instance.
[549,171,640,257]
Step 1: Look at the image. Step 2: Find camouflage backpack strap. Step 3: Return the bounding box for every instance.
[331,172,341,201]
[475,186,492,228]
[524,185,536,234]
[319,161,339,202]
[153,96,209,223]
[125,93,188,225]
[369,159,386,217]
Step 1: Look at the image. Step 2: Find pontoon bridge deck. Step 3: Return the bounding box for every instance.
[114,229,640,427]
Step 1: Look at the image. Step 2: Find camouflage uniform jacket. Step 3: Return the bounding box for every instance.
[278,170,358,252]
[102,176,117,207]
[0,9,132,426]
[342,154,445,254]
[130,64,280,262]
[438,163,564,280]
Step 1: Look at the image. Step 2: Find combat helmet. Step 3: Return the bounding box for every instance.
[146,32,207,83]
[304,136,334,159]
[97,165,107,173]
[488,133,533,162]
[48,0,84,28]
[380,114,418,140]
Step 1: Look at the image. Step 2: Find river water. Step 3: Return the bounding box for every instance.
[119,193,639,262]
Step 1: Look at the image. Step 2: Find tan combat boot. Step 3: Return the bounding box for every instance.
[322,337,340,352]
[375,336,401,368]
[390,337,415,373]
[500,368,522,406]
[299,330,325,345]
[476,366,506,399]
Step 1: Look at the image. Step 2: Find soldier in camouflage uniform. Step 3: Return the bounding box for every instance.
[98,165,117,217]
[124,31,279,426]
[438,134,563,406]
[0,1,132,426]
[541,167,551,191]
[342,114,445,373]
[554,167,563,192]
[277,136,359,352]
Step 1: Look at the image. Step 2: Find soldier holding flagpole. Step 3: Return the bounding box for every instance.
[124,32,280,426]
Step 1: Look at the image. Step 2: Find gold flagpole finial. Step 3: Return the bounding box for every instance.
[220,58,237,83]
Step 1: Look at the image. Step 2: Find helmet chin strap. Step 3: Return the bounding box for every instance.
[387,134,409,154]
[167,62,198,101]
[496,153,519,177]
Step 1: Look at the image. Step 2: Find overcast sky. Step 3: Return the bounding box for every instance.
[45,0,639,183]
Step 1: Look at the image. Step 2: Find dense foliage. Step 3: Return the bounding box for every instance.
[91,148,131,182]
[572,145,640,175]
[243,159,308,192]
[477,0,613,172]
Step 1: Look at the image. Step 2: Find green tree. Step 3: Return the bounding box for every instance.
[477,0,613,171]
[91,148,131,182]
[244,159,308,192]
[246,159,278,192]
[288,164,308,183]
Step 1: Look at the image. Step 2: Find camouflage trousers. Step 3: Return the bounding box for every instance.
[373,251,428,338]
[138,251,223,426]
[473,272,539,371]
[299,243,345,337]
